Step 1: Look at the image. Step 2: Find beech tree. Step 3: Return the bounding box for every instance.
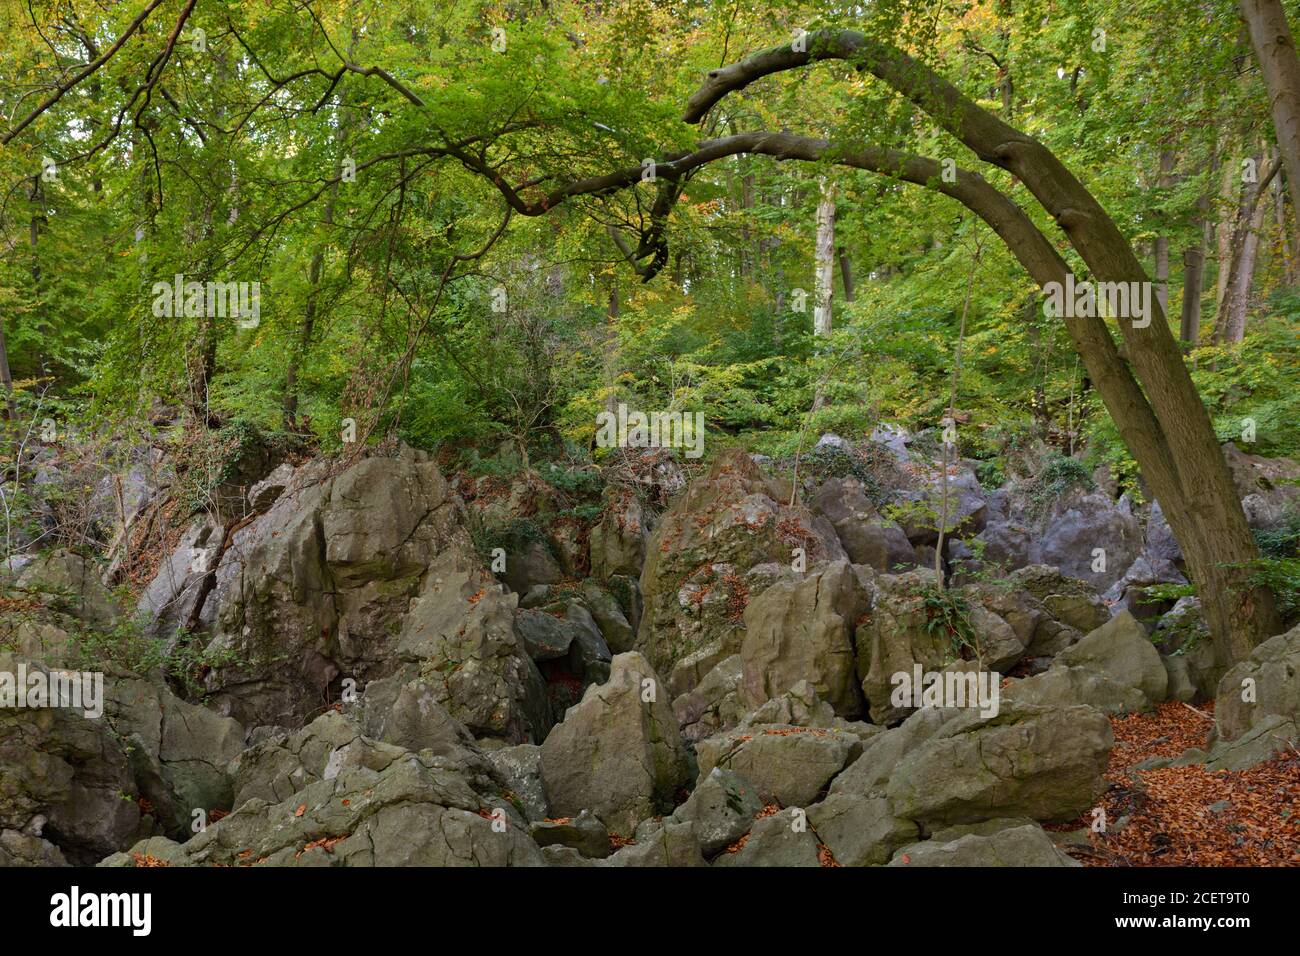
[0,3,1289,668]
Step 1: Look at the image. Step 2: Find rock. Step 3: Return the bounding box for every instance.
[1215,623,1300,742]
[539,652,690,836]
[502,539,563,595]
[0,828,69,867]
[810,478,915,572]
[635,448,843,675]
[739,560,868,717]
[1103,555,1188,626]
[738,680,880,740]
[107,751,545,867]
[578,582,634,653]
[1055,611,1168,705]
[895,463,988,546]
[17,550,121,627]
[601,820,706,867]
[1162,655,1197,703]
[394,551,551,744]
[589,487,647,579]
[888,821,1080,866]
[354,672,480,756]
[976,492,1142,590]
[1221,444,1300,531]
[806,793,917,866]
[247,462,295,512]
[229,711,397,809]
[516,609,578,661]
[856,570,956,725]
[135,519,223,640]
[870,424,911,462]
[712,810,820,867]
[1004,666,1149,715]
[694,725,859,808]
[485,745,549,822]
[833,700,1112,828]
[519,585,551,609]
[104,673,245,834]
[1143,500,1182,565]
[669,767,762,856]
[0,656,141,864]
[199,453,479,729]
[672,654,747,742]
[530,809,610,858]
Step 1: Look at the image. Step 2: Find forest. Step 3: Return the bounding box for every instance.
[0,0,1297,883]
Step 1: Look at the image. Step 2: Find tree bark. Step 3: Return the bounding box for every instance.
[837,244,855,301]
[1216,152,1279,342]
[1180,144,1217,347]
[1154,150,1176,314]
[1237,0,1300,244]
[813,179,836,337]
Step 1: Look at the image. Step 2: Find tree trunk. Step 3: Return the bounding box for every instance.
[1216,150,1277,342]
[1154,150,1176,313]
[0,316,15,428]
[1238,0,1300,242]
[837,245,855,301]
[1180,143,1217,347]
[813,180,835,337]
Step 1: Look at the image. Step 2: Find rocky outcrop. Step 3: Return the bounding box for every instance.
[739,561,869,717]
[1214,623,1300,748]
[635,449,843,675]
[197,450,475,728]
[539,652,690,836]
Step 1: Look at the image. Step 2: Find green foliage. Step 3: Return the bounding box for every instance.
[1244,557,1300,622]
[1026,453,1095,520]
[918,584,979,662]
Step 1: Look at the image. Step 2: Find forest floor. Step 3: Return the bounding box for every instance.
[1052,702,1300,866]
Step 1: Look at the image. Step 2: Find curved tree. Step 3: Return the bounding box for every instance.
[2,11,1279,667]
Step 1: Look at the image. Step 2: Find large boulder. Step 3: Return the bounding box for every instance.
[694,725,860,808]
[589,487,647,579]
[739,561,869,718]
[666,767,762,856]
[832,700,1112,829]
[391,552,552,745]
[17,550,121,627]
[539,652,690,836]
[103,673,245,835]
[1054,611,1168,706]
[712,810,821,867]
[198,450,476,728]
[0,656,142,864]
[1215,623,1300,743]
[893,462,988,546]
[974,491,1142,590]
[104,748,545,867]
[809,478,915,572]
[806,793,917,866]
[1221,443,1300,531]
[635,449,843,675]
[856,571,1023,724]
